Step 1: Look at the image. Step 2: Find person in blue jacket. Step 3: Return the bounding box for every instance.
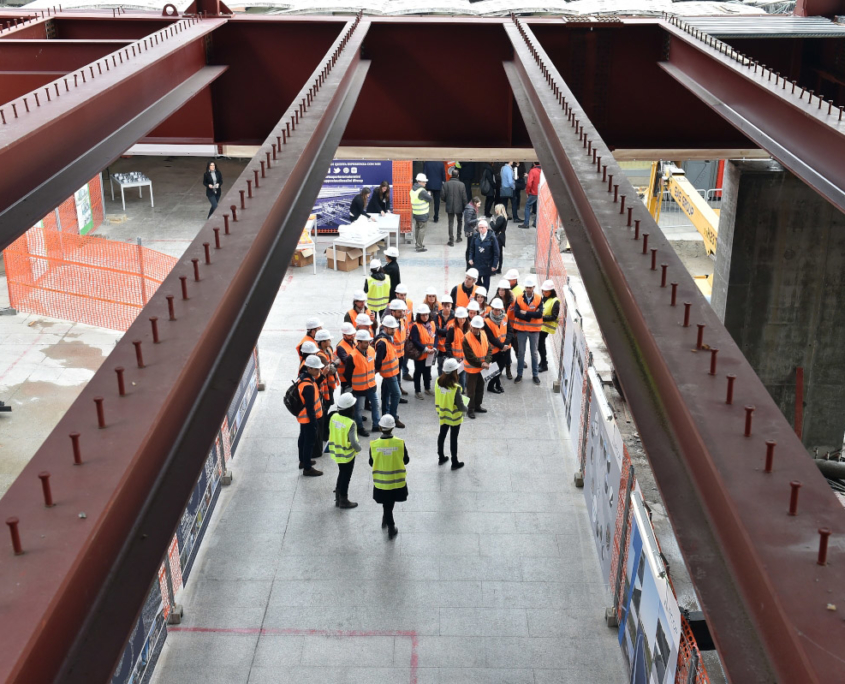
[422,161,447,223]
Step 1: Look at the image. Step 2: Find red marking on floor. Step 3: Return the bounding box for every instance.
[0,332,45,383]
[443,245,450,296]
[168,626,419,682]
[279,274,293,292]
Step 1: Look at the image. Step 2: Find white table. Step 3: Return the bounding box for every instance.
[371,213,400,249]
[331,231,390,272]
[109,172,154,211]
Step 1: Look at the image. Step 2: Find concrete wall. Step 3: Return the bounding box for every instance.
[713,160,845,452]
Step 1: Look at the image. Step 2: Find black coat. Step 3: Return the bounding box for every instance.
[468,231,500,276]
[491,214,507,248]
[367,190,391,214]
[383,259,401,300]
[480,164,496,197]
[203,169,222,198]
[349,194,370,220]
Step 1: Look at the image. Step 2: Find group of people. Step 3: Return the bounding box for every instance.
[291,261,561,540]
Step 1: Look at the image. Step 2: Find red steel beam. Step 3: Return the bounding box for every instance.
[505,18,844,684]
[658,16,845,215]
[0,15,367,684]
[0,40,134,72]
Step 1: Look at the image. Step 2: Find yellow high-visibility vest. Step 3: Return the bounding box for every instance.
[328,414,356,463]
[541,296,560,334]
[367,276,391,312]
[410,187,430,217]
[435,384,466,426]
[371,437,406,490]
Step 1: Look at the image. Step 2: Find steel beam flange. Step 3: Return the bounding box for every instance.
[505,18,845,684]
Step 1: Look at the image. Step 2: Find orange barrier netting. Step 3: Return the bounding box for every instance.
[676,616,711,684]
[392,161,413,234]
[534,179,567,378]
[5,227,177,331]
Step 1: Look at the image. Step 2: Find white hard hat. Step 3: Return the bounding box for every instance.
[425,286,437,296]
[471,317,486,329]
[370,258,382,270]
[305,354,324,369]
[440,294,453,304]
[416,304,431,316]
[353,289,366,300]
[305,317,322,330]
[389,299,407,311]
[395,284,408,294]
[541,279,555,291]
[497,279,511,290]
[300,341,319,355]
[443,358,461,373]
[505,269,519,281]
[415,173,428,183]
[379,414,396,430]
[337,393,356,410]
[341,322,356,336]
[356,314,372,326]
[524,275,537,288]
[355,329,373,342]
[455,307,468,319]
[475,286,487,298]
[315,330,333,342]
[491,298,505,310]
[381,315,399,329]
[385,247,399,258]
[465,268,479,280]
[467,301,480,312]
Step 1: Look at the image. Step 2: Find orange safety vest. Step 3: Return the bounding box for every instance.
[513,293,543,332]
[412,321,435,360]
[403,298,414,326]
[393,320,407,358]
[485,317,507,346]
[437,314,454,352]
[464,331,489,373]
[476,303,491,317]
[296,333,316,357]
[317,347,338,400]
[347,305,370,323]
[350,346,376,391]
[376,335,399,378]
[451,324,467,360]
[336,338,355,376]
[455,285,476,308]
[297,376,324,424]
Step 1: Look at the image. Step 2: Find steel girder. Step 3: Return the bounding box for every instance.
[505,19,844,684]
[659,18,845,216]
[0,17,368,683]
[0,16,223,251]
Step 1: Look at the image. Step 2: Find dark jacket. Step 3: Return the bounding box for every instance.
[349,194,371,220]
[457,161,476,183]
[462,202,479,237]
[480,164,496,197]
[383,259,401,300]
[468,230,500,276]
[203,169,222,199]
[491,214,507,248]
[367,189,391,214]
[298,370,319,423]
[423,161,447,191]
[442,178,467,214]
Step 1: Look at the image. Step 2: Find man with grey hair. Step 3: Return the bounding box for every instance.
[468,218,500,291]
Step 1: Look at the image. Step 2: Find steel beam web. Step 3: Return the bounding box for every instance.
[505,17,844,684]
[0,15,369,684]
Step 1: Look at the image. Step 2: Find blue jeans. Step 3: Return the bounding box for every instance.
[516,330,539,378]
[380,375,400,420]
[522,195,538,228]
[355,387,380,430]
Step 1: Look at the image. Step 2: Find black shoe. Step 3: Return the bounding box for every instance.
[402,373,413,382]
[513,215,523,222]
[448,240,454,246]
[433,218,439,223]
[475,406,488,413]
[299,460,316,469]
[388,525,399,540]
[468,411,476,419]
[362,415,368,422]
[303,467,323,477]
[382,520,388,529]
[451,460,465,470]
[514,376,523,383]
[338,496,358,509]
[416,247,428,253]
[357,427,370,437]
[506,366,513,380]
[539,364,549,373]
[438,455,449,465]
[394,419,406,429]
[533,377,541,385]
[399,398,408,404]
[456,236,463,243]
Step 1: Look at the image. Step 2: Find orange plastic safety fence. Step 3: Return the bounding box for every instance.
[534,179,567,376]
[676,616,711,684]
[5,227,177,331]
[610,446,635,621]
[393,161,413,234]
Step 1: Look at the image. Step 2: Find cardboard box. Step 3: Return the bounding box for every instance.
[326,247,362,271]
[291,249,314,268]
[364,243,384,262]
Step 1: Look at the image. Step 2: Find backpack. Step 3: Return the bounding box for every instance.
[404,336,422,361]
[283,378,306,416]
[479,174,492,197]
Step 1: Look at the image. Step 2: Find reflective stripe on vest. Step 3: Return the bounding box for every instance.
[413,321,434,360]
[485,317,507,345]
[376,336,399,377]
[513,293,543,332]
[328,413,356,463]
[371,437,406,490]
[297,378,324,424]
[317,348,338,398]
[541,296,560,334]
[455,284,476,308]
[465,332,489,373]
[348,306,370,323]
[451,325,466,360]
[410,187,429,216]
[351,347,376,391]
[434,384,464,426]
[366,276,391,312]
[403,299,414,327]
[393,322,406,357]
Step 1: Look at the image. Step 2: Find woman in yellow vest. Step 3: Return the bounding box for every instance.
[328,393,362,509]
[435,357,468,469]
[369,414,408,539]
[539,280,561,373]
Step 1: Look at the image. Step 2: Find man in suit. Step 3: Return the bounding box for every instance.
[422,161,447,223]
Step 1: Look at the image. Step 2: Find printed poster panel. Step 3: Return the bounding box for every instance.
[618,493,682,684]
[74,183,94,235]
[313,160,393,233]
[561,288,587,459]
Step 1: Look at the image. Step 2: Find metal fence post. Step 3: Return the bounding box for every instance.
[686,650,700,684]
[163,549,183,625]
[136,236,148,306]
[606,463,635,627]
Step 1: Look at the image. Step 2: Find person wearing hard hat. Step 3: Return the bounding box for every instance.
[409,303,436,399]
[389,299,410,399]
[539,280,561,373]
[423,286,440,316]
[512,275,543,385]
[450,268,478,309]
[467,218,499,291]
[474,286,490,317]
[315,329,339,425]
[394,285,413,381]
[355,313,375,340]
[435,294,454,374]
[296,355,325,477]
[375,315,405,429]
[446,306,469,390]
[383,246,401,301]
[343,329,381,437]
[344,291,370,325]
[328,393,362,508]
[462,316,492,419]
[484,298,512,395]
[336,322,357,394]
[435,357,467,469]
[296,317,322,358]
[504,269,523,299]
[369,414,409,540]
[410,172,433,253]
[364,258,390,323]
[466,299,481,324]
[298,340,320,370]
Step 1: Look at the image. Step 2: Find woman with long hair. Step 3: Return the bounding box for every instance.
[203,160,223,219]
[494,279,515,379]
[434,358,467,470]
[409,304,436,399]
[350,187,376,221]
[446,307,469,390]
[367,180,391,215]
[490,203,508,274]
